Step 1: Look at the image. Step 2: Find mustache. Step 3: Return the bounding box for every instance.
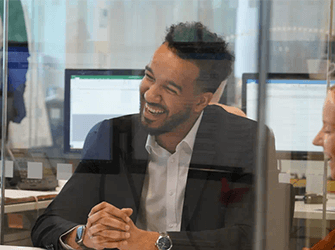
[141,94,168,112]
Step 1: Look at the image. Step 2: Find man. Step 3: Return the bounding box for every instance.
[32,22,273,250]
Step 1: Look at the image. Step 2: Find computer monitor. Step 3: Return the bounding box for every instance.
[242,73,332,159]
[64,69,144,153]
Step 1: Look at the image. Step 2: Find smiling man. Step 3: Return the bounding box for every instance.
[139,42,213,153]
[31,22,272,250]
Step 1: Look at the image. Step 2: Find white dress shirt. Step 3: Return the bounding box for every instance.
[136,112,203,232]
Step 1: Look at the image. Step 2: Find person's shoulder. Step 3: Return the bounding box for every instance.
[202,104,258,140]
[205,104,255,124]
[110,113,140,132]
[210,103,246,117]
[90,114,139,132]
[199,105,257,172]
[81,114,139,160]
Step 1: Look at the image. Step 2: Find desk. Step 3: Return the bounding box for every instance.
[0,189,60,247]
[293,194,335,248]
[3,190,58,214]
[294,194,335,220]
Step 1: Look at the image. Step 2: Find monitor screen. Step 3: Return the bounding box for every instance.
[64,69,144,153]
[242,73,331,157]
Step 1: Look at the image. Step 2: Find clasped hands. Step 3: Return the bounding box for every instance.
[81,201,158,250]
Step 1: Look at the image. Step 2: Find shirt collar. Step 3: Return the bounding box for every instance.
[145,111,204,155]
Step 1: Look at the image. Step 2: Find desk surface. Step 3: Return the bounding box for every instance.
[5,190,58,205]
[294,193,335,220]
[2,189,61,214]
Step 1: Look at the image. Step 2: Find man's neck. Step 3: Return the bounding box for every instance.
[155,115,199,154]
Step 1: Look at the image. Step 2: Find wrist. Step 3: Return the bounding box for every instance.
[61,226,79,248]
[138,230,160,250]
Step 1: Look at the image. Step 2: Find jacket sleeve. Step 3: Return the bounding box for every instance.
[31,120,111,250]
[31,162,104,249]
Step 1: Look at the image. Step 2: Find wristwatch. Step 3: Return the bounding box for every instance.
[155,232,173,250]
[75,225,92,250]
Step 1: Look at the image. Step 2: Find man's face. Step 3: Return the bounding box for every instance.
[139,43,201,136]
[313,91,335,179]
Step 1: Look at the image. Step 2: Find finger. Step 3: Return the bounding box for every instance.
[88,211,130,230]
[89,220,130,236]
[89,201,115,217]
[102,206,131,223]
[89,202,130,223]
[86,214,92,229]
[90,228,130,241]
[121,208,133,217]
[90,235,128,249]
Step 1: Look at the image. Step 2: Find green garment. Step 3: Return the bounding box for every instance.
[0,0,28,43]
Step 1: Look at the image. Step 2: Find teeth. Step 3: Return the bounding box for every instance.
[145,103,165,114]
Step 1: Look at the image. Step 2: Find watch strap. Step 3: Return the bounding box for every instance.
[75,225,94,250]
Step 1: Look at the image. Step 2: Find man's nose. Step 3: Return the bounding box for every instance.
[144,83,161,103]
[313,130,324,146]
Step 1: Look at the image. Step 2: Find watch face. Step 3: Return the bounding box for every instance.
[157,236,172,250]
[76,226,84,242]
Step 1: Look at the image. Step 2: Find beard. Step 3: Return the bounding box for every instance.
[139,103,192,136]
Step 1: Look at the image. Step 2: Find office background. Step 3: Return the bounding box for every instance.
[0,0,332,249]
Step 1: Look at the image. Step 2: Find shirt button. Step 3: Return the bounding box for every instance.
[169,190,174,196]
[171,158,175,163]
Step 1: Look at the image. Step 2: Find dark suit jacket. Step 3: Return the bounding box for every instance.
[31,105,267,250]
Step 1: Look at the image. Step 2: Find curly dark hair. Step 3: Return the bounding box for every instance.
[164,22,234,93]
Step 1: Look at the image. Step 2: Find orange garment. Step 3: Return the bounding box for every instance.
[303,229,335,249]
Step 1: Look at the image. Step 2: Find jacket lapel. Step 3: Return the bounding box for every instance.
[125,121,148,220]
[181,108,217,230]
[110,115,149,221]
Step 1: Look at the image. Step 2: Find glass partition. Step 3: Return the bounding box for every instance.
[0,0,332,250]
[264,1,333,250]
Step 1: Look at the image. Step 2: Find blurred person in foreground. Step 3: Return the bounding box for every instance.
[31,22,274,250]
[0,0,29,127]
[303,85,335,250]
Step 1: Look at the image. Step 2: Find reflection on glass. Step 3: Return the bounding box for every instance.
[0,0,330,249]
[30,21,269,250]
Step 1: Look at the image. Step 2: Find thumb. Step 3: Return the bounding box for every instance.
[121,208,133,217]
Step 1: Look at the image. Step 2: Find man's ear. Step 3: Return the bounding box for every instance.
[194,92,213,113]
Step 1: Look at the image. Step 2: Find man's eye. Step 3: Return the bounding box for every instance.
[145,73,154,81]
[166,87,177,94]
